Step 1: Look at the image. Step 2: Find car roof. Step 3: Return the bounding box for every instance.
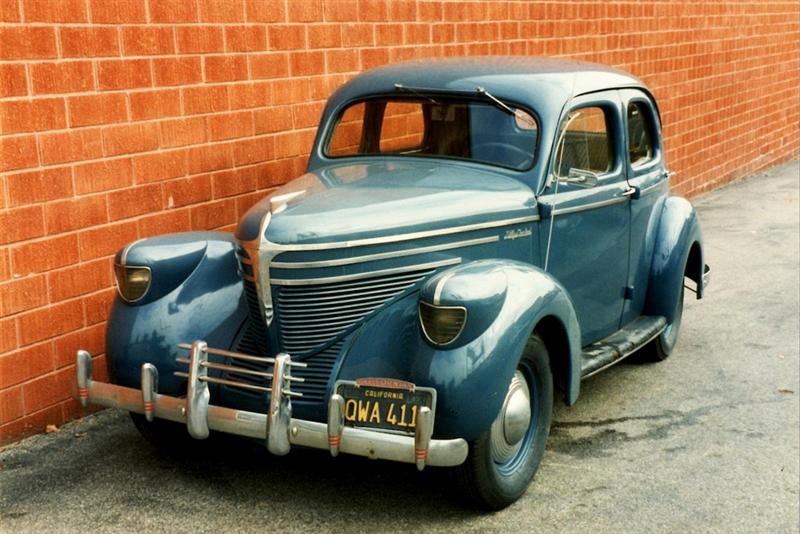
[328,56,648,117]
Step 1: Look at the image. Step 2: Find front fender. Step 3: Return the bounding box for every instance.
[106,232,247,394]
[645,196,704,321]
[338,260,581,441]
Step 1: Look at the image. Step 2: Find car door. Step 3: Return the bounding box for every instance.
[538,91,630,346]
[619,89,668,324]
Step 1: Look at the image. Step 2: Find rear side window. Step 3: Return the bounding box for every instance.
[556,106,612,177]
[627,102,655,166]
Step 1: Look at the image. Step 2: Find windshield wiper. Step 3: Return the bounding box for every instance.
[394,83,439,104]
[475,86,515,115]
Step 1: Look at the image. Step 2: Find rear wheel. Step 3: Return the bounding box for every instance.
[452,333,553,510]
[642,283,685,362]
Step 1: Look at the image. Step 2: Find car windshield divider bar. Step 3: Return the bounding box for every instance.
[476,86,515,115]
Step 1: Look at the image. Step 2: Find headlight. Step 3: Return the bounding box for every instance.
[419,301,467,346]
[114,264,151,303]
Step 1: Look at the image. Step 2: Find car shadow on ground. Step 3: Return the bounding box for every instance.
[112,414,486,519]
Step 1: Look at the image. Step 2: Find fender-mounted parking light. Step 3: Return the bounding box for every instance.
[114,264,151,303]
[419,301,467,346]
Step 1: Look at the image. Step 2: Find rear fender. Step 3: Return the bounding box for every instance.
[338,260,581,441]
[106,232,247,393]
[645,196,705,321]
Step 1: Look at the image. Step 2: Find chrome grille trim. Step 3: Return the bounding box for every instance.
[271,236,498,269]
[268,214,539,251]
[271,258,460,286]
[275,273,424,299]
[275,265,442,356]
[235,247,269,356]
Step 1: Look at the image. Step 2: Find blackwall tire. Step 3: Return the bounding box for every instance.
[642,284,685,362]
[451,333,553,510]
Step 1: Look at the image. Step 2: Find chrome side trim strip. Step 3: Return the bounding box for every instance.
[551,196,628,216]
[272,236,498,269]
[120,238,145,266]
[432,269,458,305]
[271,215,539,252]
[238,213,537,328]
[239,211,277,326]
[271,258,461,286]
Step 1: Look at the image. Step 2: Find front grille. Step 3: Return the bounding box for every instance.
[290,341,344,400]
[273,267,435,401]
[275,268,435,354]
[229,247,271,394]
[235,247,269,356]
[234,245,437,403]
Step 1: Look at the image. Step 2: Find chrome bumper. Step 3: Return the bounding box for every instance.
[75,342,468,469]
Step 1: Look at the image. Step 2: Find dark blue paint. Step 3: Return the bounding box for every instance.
[644,196,704,321]
[339,260,580,440]
[106,233,247,393]
[105,58,704,442]
[117,234,208,306]
[622,88,668,325]
[419,262,508,348]
[537,90,631,345]
[264,160,535,246]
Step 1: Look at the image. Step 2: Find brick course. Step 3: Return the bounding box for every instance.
[0,0,798,445]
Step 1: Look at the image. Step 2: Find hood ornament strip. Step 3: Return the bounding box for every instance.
[239,212,278,326]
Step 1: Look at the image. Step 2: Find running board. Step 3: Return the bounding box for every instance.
[580,316,667,378]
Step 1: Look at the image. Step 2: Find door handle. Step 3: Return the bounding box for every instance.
[621,186,639,198]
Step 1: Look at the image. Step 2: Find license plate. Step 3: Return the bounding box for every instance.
[335,378,436,433]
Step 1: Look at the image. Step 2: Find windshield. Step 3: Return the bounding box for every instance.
[324,97,539,171]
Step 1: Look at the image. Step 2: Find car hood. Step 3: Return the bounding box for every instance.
[237,160,537,246]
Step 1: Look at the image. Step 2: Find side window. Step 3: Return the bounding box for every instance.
[556,106,612,177]
[627,102,655,166]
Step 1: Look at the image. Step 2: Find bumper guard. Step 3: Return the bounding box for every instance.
[75,342,468,470]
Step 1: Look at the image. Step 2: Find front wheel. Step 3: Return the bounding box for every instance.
[451,333,553,510]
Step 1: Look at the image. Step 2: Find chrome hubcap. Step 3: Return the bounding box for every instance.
[490,370,532,464]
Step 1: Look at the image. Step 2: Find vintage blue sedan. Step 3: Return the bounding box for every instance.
[76,57,709,509]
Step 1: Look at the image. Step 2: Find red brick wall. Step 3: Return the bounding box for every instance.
[0,0,798,444]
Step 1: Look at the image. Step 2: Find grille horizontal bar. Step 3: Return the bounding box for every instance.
[275,266,436,356]
[235,244,449,403]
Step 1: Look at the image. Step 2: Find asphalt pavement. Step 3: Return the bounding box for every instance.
[1,160,798,533]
